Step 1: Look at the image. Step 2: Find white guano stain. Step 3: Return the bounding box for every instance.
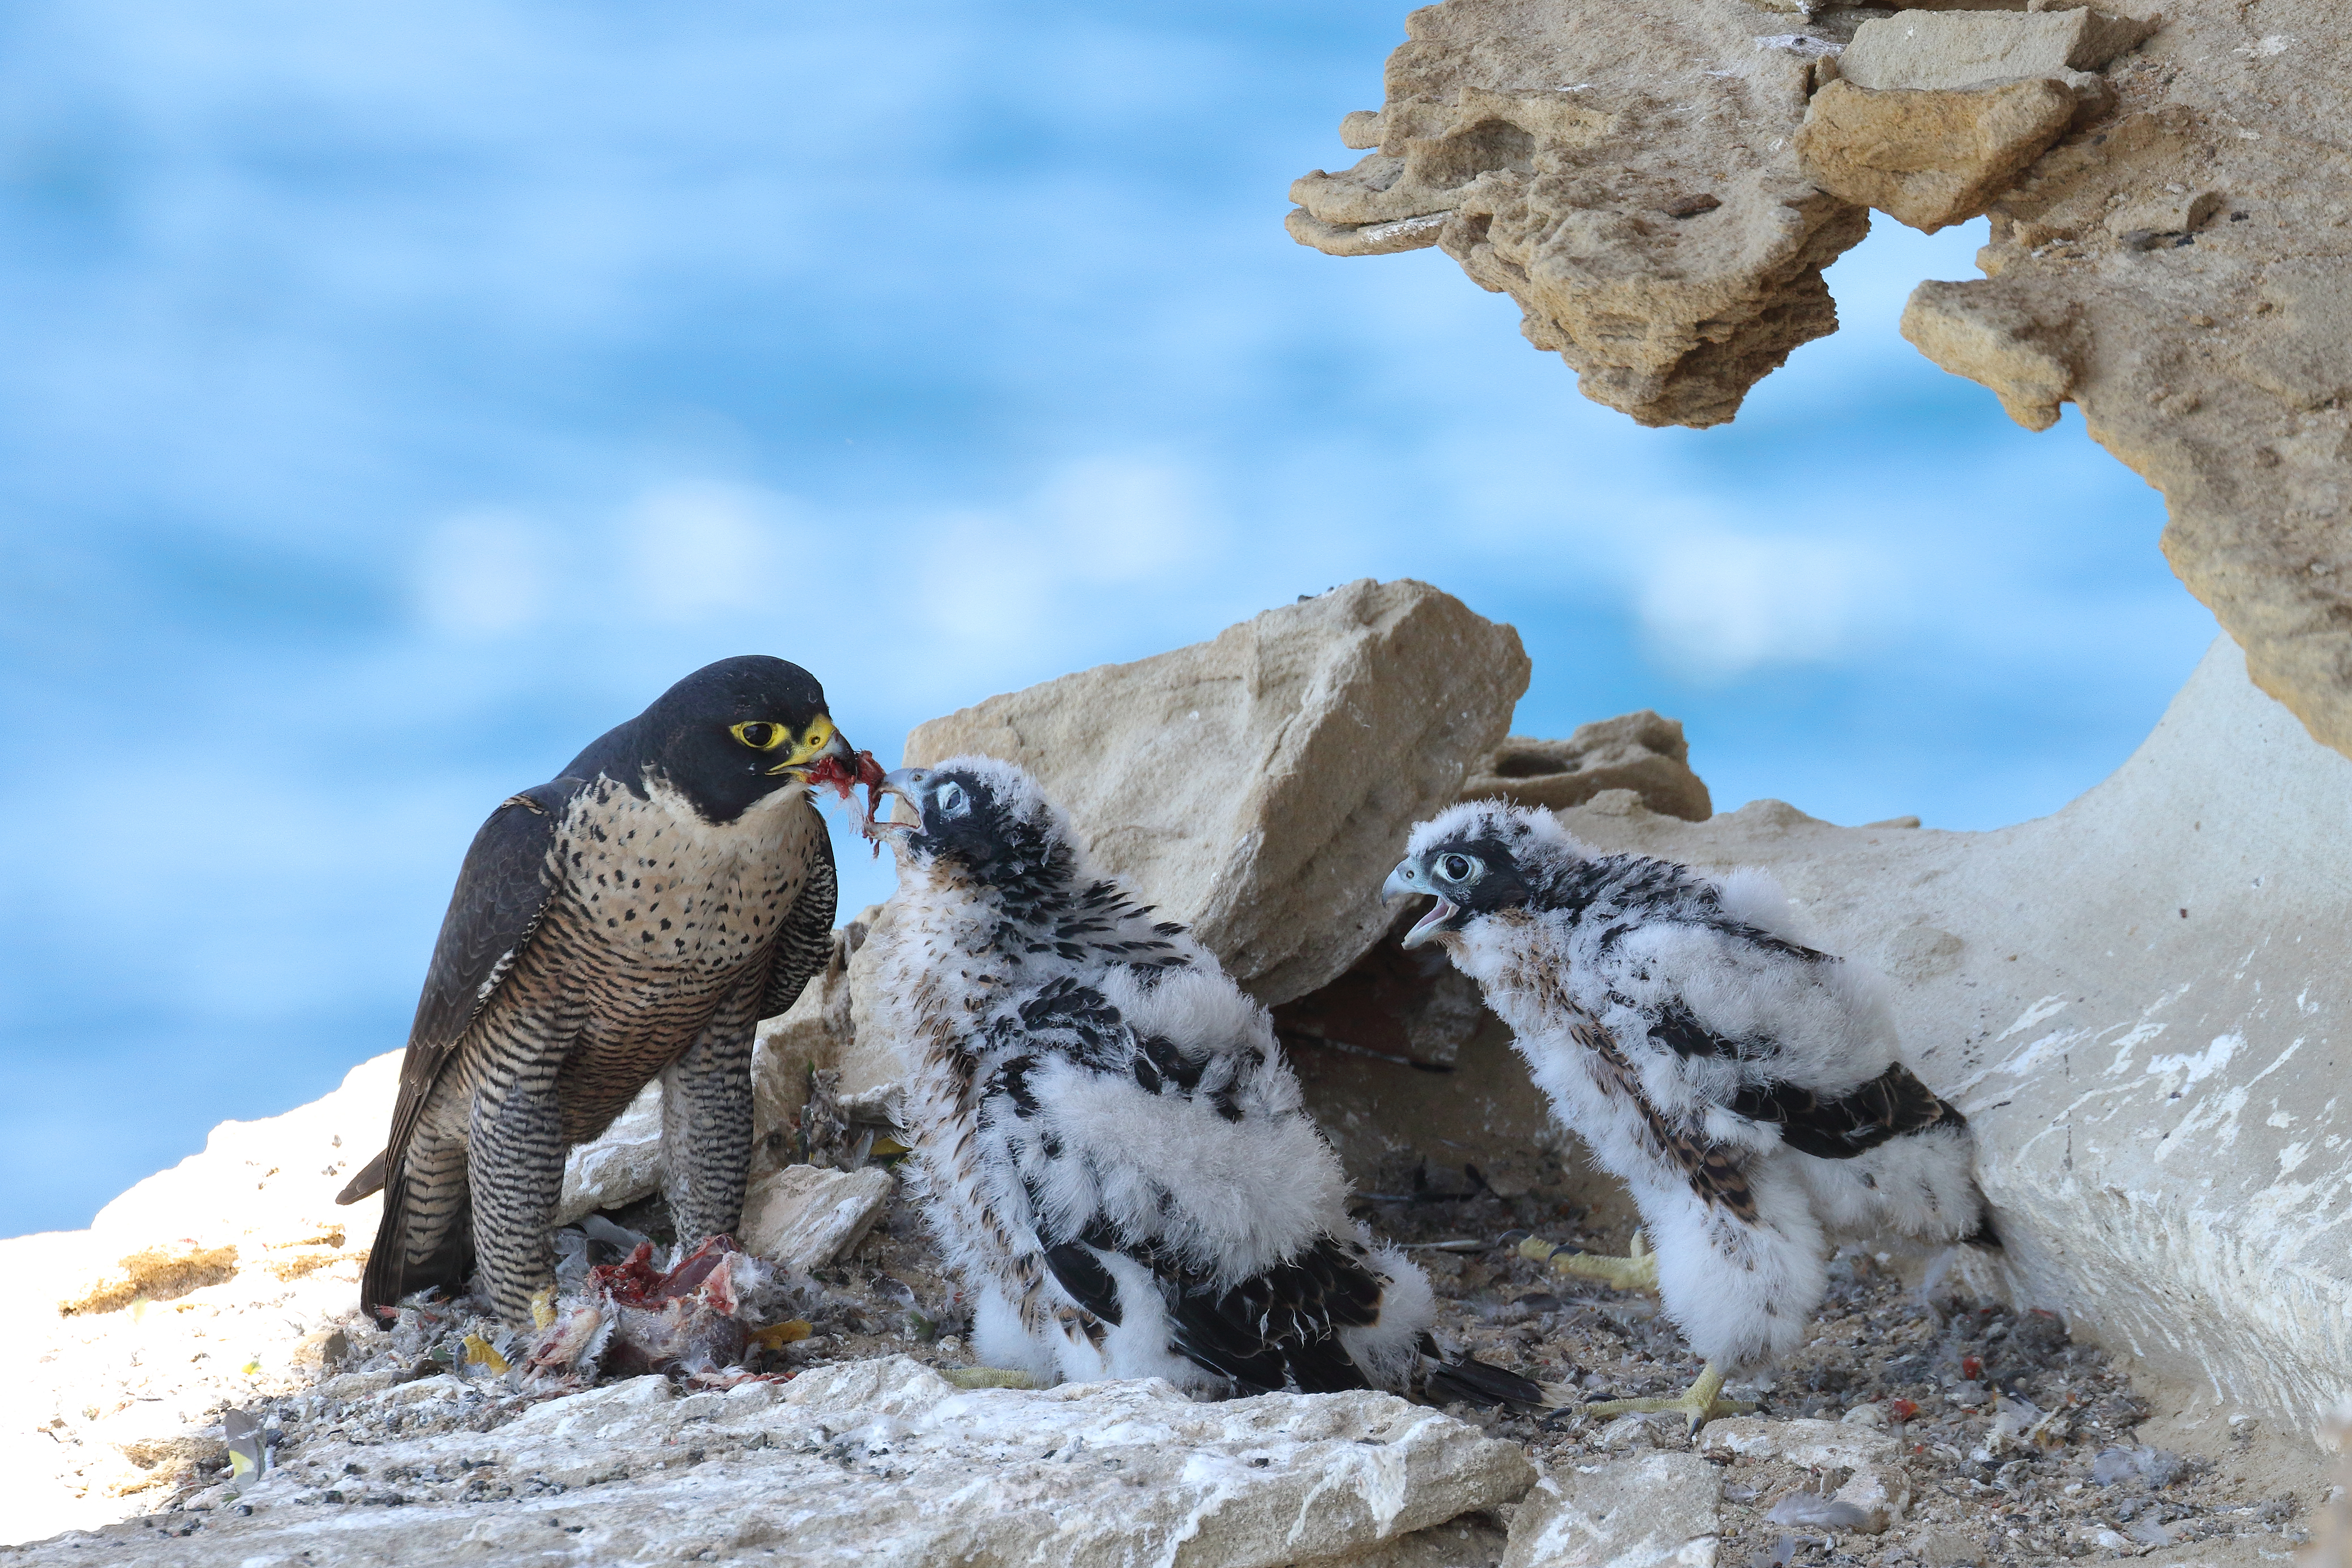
[1998,995,2072,1042]
[2144,1033,2243,1089]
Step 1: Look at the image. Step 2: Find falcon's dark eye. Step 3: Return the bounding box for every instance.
[935,781,971,817]
[730,721,786,751]
[1438,852,1481,883]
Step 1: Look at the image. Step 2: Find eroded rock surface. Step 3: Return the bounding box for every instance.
[1295,0,2352,765]
[1500,1450,1723,1568]
[1287,0,1870,427]
[901,579,1528,1005]
[5,1359,1537,1567]
[1463,710,1713,822]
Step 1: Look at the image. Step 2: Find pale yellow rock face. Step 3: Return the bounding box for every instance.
[1797,79,2077,233]
[1286,0,1871,428]
[1833,7,2156,95]
[903,579,1530,1005]
[1462,711,1713,822]
[1293,0,2352,765]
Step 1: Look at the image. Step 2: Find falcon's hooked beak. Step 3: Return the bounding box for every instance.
[767,714,856,778]
[1383,856,1453,950]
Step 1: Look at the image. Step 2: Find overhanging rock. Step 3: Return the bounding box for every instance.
[1543,636,2352,1437]
[1286,0,1869,429]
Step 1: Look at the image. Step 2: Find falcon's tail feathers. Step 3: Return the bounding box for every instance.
[358,1148,476,1321]
[335,1149,388,1206]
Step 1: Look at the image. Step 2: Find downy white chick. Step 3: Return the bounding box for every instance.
[1385,801,1995,1430]
[860,757,1550,1406]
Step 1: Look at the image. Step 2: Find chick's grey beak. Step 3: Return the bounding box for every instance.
[876,768,925,828]
[1385,856,1454,950]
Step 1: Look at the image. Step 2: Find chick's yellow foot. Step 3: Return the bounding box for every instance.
[941,1366,1034,1390]
[1582,1363,1754,1436]
[1518,1229,1659,1292]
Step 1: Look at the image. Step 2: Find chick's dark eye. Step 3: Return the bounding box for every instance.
[936,782,970,817]
[1440,853,1473,881]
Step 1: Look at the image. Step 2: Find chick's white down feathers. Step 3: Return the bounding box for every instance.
[1406,800,1989,1374]
[860,757,1434,1395]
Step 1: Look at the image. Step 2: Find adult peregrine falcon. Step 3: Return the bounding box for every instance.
[859,757,1550,1406]
[1385,801,1994,1430]
[338,656,853,1325]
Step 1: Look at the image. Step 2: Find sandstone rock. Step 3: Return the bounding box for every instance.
[1910,33,2352,763]
[551,1079,663,1227]
[900,579,1528,1005]
[736,1163,893,1273]
[1286,0,1870,428]
[1500,1451,1723,1568]
[1463,712,1712,822]
[1796,10,2158,232]
[1542,637,2352,1440]
[1797,78,2077,233]
[5,1357,1537,1567]
[1297,0,2352,769]
[1835,9,2158,94]
[1900,279,2081,430]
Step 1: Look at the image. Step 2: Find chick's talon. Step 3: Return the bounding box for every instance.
[1582,1363,1755,1437]
[1520,1229,1659,1292]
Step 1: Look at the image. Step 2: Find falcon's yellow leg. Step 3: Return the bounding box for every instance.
[1582,1362,1756,1436]
[1518,1229,1659,1292]
[940,1366,1034,1389]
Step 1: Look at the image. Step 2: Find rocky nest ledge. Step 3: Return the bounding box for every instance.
[7,585,2351,1566]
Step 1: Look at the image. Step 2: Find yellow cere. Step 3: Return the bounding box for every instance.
[529,1286,558,1331]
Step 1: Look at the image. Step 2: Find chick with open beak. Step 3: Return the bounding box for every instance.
[1382,838,1533,949]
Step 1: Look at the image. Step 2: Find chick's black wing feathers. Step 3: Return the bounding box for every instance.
[1731,1060,1963,1160]
[1043,1222,1382,1396]
[339,780,577,1207]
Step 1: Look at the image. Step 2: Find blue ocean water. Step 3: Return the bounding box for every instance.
[0,1,2214,1235]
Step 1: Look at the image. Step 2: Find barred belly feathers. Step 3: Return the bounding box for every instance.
[863,758,1544,1404]
[1386,800,1993,1419]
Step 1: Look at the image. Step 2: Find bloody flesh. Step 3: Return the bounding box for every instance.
[804,749,890,841]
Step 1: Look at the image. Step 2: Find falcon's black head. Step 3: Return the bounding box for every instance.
[873,757,1074,900]
[565,655,854,825]
[1382,800,1595,948]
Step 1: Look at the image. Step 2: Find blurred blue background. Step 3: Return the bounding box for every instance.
[0,1,2214,1236]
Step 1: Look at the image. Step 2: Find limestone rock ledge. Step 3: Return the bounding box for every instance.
[1286,0,1870,429]
[3,1359,1537,1568]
